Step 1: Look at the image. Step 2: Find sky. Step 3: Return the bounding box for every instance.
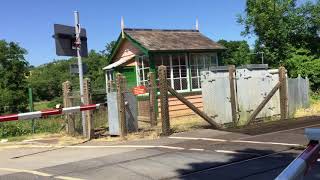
[0,0,255,66]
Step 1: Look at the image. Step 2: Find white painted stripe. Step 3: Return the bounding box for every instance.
[214,150,239,154]
[232,140,301,147]
[214,150,260,155]
[55,176,85,180]
[158,145,185,150]
[1,145,185,150]
[18,111,42,120]
[62,106,81,114]
[0,168,51,177]
[0,168,85,180]
[169,136,227,142]
[170,136,301,147]
[189,148,204,151]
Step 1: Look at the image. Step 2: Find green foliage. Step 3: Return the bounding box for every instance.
[101,40,116,60]
[286,48,320,91]
[238,0,320,66]
[28,41,116,102]
[0,40,29,114]
[238,0,320,90]
[83,50,109,90]
[217,40,251,66]
[0,117,63,138]
[28,59,74,101]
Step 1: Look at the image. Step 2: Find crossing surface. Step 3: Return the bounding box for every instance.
[1,119,320,180]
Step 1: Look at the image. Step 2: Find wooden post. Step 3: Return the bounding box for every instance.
[116,73,127,138]
[148,72,157,127]
[247,82,281,125]
[158,66,170,136]
[279,66,288,120]
[62,81,75,135]
[228,65,237,125]
[84,78,94,139]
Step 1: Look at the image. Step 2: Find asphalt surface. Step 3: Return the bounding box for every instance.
[1,118,320,180]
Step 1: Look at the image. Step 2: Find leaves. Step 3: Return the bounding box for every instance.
[0,40,29,114]
[239,0,320,90]
[217,40,251,66]
[28,41,115,102]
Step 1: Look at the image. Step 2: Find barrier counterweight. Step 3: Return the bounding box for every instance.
[0,104,102,122]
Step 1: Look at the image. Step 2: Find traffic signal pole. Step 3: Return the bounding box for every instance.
[74,11,87,137]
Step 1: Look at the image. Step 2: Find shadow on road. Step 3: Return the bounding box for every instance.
[226,116,320,136]
[174,148,320,180]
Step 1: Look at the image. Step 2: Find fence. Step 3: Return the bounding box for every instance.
[63,79,107,138]
[201,65,310,126]
[0,64,311,139]
[102,64,312,138]
[288,75,310,117]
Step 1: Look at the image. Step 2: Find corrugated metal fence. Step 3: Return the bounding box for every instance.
[288,75,310,117]
[201,65,309,125]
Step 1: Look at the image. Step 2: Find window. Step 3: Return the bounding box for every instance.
[105,70,115,92]
[139,53,218,92]
[190,53,218,89]
[136,55,150,86]
[155,54,189,91]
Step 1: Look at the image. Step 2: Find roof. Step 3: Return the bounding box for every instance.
[123,28,226,51]
[103,54,135,70]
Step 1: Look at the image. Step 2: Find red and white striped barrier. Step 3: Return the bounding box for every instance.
[0,104,102,123]
[275,128,320,180]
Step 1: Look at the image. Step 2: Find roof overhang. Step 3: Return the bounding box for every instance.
[103,54,136,70]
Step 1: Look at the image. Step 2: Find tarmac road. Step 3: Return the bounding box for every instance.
[1,117,320,180]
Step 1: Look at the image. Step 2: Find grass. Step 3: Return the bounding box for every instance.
[170,115,209,133]
[0,132,86,148]
[294,100,320,118]
[0,117,64,139]
[93,115,207,142]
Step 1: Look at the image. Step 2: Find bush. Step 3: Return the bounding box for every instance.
[0,117,63,138]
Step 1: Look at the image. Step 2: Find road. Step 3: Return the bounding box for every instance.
[1,118,320,180]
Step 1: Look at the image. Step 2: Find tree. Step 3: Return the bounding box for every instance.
[101,40,116,62]
[238,0,320,67]
[27,59,73,101]
[286,48,320,91]
[0,40,29,113]
[28,42,115,101]
[217,40,251,66]
[83,50,109,90]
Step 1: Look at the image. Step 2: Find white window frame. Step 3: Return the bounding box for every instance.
[105,70,114,93]
[136,55,150,86]
[190,53,218,91]
[156,54,190,92]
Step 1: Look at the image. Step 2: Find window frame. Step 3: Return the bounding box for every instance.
[135,55,150,86]
[190,53,218,91]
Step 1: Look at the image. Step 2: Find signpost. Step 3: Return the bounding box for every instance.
[53,11,88,137]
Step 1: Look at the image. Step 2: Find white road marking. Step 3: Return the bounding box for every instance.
[0,168,51,177]
[169,136,227,142]
[1,144,186,150]
[189,148,204,151]
[169,136,302,147]
[55,176,85,180]
[0,168,85,180]
[214,150,240,154]
[232,140,301,147]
